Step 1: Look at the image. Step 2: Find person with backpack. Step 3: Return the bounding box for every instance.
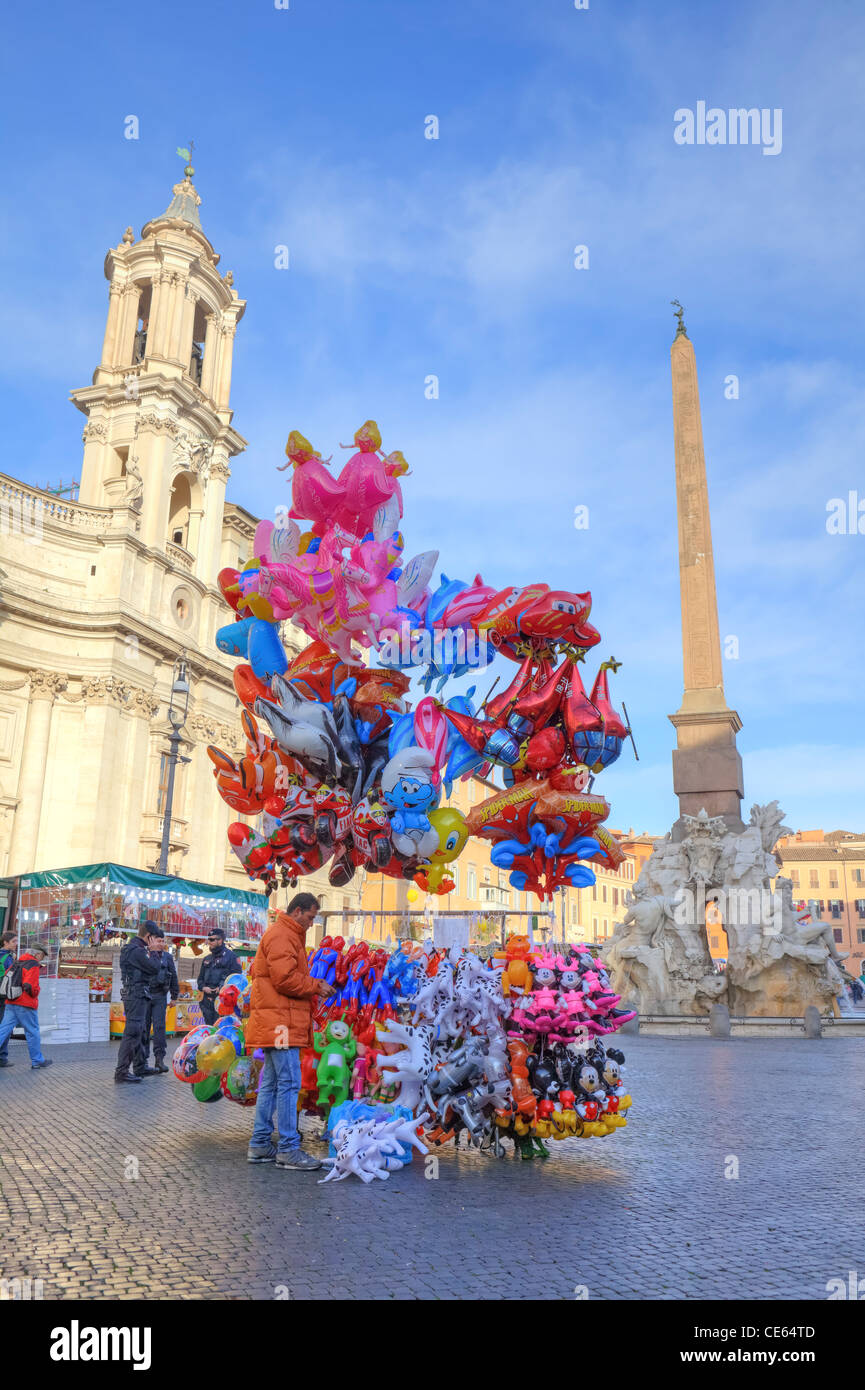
[0,932,17,1067]
[137,929,179,1075]
[0,945,52,1070]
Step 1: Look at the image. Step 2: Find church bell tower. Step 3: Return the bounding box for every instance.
[71,155,247,584]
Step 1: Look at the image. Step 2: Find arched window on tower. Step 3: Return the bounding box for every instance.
[132,284,152,364]
[168,473,192,551]
[189,301,208,385]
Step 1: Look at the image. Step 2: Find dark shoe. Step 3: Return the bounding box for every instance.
[276,1149,322,1171]
[0,1060,12,1068]
[136,1067,158,1077]
[32,1059,53,1070]
[154,1062,169,1073]
[115,1072,142,1084]
[247,1145,277,1163]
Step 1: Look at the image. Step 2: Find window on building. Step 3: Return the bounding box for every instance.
[451,864,459,893]
[854,869,864,884]
[167,472,192,552]
[833,928,843,943]
[467,867,477,899]
[830,900,843,918]
[592,885,597,901]
[602,885,607,903]
[829,872,839,889]
[809,870,819,888]
[613,888,619,907]
[856,900,865,919]
[592,917,598,936]
[483,867,491,884]
[468,781,475,804]
[571,904,578,924]
[858,928,865,944]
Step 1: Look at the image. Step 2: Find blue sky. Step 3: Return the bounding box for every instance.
[2,0,864,835]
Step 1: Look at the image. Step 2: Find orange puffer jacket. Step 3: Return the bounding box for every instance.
[245,913,323,1049]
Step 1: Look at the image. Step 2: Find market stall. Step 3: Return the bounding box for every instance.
[7,863,267,1044]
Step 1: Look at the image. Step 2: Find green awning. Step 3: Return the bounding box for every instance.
[15,862,266,910]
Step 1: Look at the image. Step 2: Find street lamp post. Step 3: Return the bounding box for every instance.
[158,655,191,876]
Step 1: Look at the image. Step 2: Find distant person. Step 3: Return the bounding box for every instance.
[0,946,52,1070]
[197,929,240,1025]
[138,929,179,1075]
[0,932,16,1068]
[115,921,160,1085]
[245,892,334,1170]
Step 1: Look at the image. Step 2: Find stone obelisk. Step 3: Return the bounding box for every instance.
[667,303,744,838]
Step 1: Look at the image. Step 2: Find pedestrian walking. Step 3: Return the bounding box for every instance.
[0,932,16,1068]
[196,928,240,1025]
[0,945,52,1070]
[245,892,334,1170]
[115,920,161,1085]
[138,929,178,1074]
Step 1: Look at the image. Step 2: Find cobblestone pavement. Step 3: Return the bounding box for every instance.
[0,1035,862,1300]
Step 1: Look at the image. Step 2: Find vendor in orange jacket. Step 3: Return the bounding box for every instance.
[245,892,335,1171]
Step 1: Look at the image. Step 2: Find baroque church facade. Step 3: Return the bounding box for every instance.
[0,163,363,917]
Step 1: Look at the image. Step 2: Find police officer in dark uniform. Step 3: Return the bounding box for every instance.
[196,929,240,1025]
[137,928,179,1075]
[114,920,160,1085]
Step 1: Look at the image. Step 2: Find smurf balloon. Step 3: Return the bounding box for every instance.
[380,747,440,858]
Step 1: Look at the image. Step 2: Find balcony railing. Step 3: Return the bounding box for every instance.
[166,541,195,572]
[0,474,114,532]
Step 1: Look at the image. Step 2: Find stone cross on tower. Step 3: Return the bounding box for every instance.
[667,305,744,838]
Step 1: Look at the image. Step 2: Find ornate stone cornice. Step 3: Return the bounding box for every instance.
[188,711,236,747]
[82,421,107,442]
[28,670,68,700]
[138,412,179,437]
[58,677,160,716]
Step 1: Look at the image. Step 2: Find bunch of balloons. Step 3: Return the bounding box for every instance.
[172,972,261,1104]
[319,1101,430,1185]
[209,419,634,904]
[336,939,637,1167]
[172,937,635,1180]
[489,937,635,1159]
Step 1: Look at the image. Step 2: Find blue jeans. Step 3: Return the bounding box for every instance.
[250,1047,301,1154]
[0,1005,46,1065]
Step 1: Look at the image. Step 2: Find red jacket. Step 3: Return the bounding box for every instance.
[15,953,42,1010]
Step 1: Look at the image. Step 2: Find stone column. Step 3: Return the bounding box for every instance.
[215,322,237,411]
[195,454,229,583]
[167,275,189,362]
[116,282,142,367]
[200,313,219,400]
[148,271,173,360]
[668,322,744,836]
[100,281,124,367]
[7,672,66,874]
